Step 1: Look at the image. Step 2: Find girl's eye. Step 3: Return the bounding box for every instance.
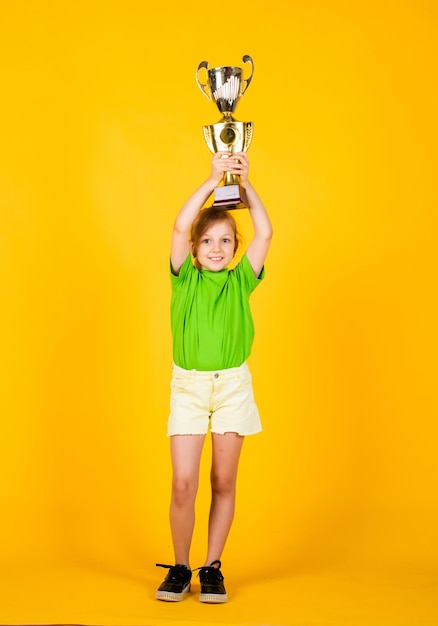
[202,239,210,244]
[223,239,230,243]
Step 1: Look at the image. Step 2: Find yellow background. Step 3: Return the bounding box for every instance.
[1,1,437,624]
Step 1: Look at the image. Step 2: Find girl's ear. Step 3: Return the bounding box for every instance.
[190,241,196,257]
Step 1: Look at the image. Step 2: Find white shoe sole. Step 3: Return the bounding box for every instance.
[199,591,228,603]
[156,583,191,602]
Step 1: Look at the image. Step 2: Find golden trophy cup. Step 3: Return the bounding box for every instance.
[196,55,254,209]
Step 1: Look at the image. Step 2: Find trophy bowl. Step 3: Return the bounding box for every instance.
[196,55,254,119]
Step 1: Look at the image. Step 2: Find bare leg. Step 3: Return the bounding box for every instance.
[169,434,205,567]
[204,432,244,565]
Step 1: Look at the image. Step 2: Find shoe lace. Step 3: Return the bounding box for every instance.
[156,563,190,582]
[194,559,224,582]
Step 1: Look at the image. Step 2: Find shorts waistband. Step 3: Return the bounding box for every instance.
[172,362,248,381]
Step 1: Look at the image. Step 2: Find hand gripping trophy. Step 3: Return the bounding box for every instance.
[196,55,254,209]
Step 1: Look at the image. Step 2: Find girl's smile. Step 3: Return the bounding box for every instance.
[193,221,236,271]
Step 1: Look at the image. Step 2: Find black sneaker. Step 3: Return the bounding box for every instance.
[197,559,228,603]
[155,563,191,601]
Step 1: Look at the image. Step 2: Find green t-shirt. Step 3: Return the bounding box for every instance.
[170,254,265,371]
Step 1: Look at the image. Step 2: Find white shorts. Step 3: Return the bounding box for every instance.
[167,362,262,437]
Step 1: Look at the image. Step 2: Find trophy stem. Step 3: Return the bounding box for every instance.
[225,172,240,185]
[221,112,235,122]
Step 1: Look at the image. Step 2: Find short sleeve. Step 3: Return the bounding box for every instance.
[170,254,194,289]
[232,254,265,293]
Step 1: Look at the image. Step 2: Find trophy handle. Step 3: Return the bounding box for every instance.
[241,55,254,95]
[196,61,211,100]
[202,126,216,154]
[243,122,254,151]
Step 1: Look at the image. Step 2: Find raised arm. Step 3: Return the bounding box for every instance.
[234,152,273,278]
[171,151,234,274]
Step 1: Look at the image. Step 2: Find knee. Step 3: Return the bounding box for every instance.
[210,472,235,497]
[172,475,197,505]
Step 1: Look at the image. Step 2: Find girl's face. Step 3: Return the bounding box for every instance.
[192,220,236,272]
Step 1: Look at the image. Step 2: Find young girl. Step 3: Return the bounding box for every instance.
[156,150,272,603]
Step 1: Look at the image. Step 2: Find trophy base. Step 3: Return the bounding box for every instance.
[212,184,247,210]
